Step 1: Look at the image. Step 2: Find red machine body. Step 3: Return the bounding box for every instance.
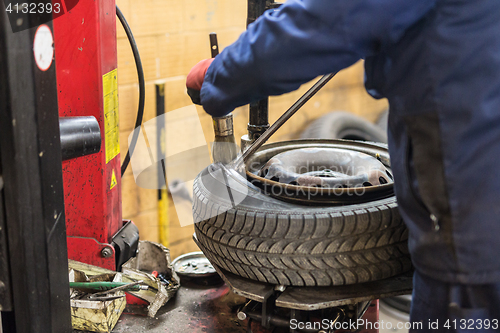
[53,0,122,270]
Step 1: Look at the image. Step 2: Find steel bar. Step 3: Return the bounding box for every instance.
[246,0,271,141]
[59,116,101,161]
[235,73,335,167]
[209,33,219,58]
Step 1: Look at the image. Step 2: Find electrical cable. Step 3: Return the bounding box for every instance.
[116,5,145,176]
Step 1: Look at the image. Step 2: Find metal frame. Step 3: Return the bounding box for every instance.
[215,263,412,311]
[0,7,72,333]
[246,0,272,140]
[156,82,169,247]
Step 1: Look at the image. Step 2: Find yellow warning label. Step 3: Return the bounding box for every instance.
[103,69,119,163]
[110,170,117,190]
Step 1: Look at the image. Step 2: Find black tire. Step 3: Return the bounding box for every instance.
[193,140,411,287]
[301,111,388,143]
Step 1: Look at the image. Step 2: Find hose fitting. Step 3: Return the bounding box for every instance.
[213,114,234,137]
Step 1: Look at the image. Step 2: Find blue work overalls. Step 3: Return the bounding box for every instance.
[199,1,500,329]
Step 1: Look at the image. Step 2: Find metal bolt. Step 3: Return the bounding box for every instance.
[240,134,252,152]
[430,214,440,231]
[237,311,247,320]
[101,247,113,258]
[0,281,5,289]
[275,285,286,292]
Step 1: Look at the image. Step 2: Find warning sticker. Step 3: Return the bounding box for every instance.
[110,170,117,190]
[103,69,119,163]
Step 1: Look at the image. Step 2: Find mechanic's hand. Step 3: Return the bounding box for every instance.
[186,58,214,105]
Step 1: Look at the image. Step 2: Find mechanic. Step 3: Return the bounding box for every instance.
[186,0,500,330]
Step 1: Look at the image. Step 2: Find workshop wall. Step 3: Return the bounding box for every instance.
[116,0,389,260]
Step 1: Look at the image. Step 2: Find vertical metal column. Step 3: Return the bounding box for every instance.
[156,82,169,247]
[0,7,72,333]
[246,0,273,141]
[0,166,13,327]
[53,0,122,270]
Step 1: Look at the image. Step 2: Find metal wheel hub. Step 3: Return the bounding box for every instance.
[244,139,395,205]
[259,147,393,188]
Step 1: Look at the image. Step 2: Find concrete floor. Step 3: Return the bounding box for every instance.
[106,282,413,333]
[111,281,248,333]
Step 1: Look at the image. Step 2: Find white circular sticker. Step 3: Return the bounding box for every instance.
[33,25,54,71]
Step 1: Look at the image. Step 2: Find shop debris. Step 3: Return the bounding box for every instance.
[68,241,180,328]
[121,241,180,317]
[69,269,126,332]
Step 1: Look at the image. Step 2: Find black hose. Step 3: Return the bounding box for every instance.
[116,5,145,176]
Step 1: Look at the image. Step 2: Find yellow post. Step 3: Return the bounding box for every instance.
[156,82,169,247]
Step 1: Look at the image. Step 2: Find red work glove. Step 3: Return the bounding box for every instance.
[186,58,214,105]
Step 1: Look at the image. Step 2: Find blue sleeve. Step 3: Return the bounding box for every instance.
[200,0,436,117]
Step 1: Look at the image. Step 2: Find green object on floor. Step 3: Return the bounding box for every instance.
[70,281,144,292]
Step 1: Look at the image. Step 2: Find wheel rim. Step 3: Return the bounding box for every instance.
[245,139,394,205]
